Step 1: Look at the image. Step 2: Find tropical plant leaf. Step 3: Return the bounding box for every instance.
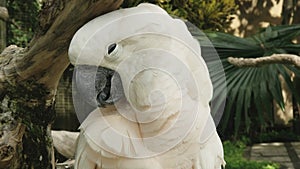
[195,24,300,137]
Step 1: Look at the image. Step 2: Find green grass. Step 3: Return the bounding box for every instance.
[223,140,280,169]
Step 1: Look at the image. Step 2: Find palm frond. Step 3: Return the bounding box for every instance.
[194,24,300,137]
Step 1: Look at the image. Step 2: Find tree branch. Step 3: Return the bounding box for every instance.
[0,0,123,168]
[0,7,8,21]
[0,0,124,94]
[228,54,300,69]
[0,122,25,168]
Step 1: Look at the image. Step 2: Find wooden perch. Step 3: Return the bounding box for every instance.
[56,159,75,169]
[228,54,300,69]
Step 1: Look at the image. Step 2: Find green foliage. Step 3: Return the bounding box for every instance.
[196,24,300,138]
[7,0,41,47]
[122,0,237,31]
[224,140,280,169]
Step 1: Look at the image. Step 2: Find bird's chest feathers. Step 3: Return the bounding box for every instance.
[80,68,202,158]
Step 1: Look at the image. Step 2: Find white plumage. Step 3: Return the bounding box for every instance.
[74,107,225,169]
[69,3,225,169]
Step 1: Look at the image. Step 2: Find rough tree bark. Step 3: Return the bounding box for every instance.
[0,0,7,51]
[0,0,123,168]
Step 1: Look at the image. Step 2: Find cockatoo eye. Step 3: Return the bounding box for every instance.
[105,43,121,61]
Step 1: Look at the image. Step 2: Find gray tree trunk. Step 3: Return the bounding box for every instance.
[0,0,123,168]
[0,0,7,51]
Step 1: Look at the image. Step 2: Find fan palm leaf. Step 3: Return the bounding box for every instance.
[194,24,300,137]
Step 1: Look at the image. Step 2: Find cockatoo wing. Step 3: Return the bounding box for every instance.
[198,131,226,169]
[76,107,165,169]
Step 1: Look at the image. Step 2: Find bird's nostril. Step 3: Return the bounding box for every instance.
[107,43,117,55]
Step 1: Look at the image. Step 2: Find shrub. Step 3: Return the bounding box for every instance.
[223,140,280,169]
[122,0,237,31]
[7,0,41,47]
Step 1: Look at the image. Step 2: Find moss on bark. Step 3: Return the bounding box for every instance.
[1,79,55,169]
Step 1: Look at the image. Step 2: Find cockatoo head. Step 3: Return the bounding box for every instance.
[68,3,212,110]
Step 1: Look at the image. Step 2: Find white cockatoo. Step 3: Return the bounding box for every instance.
[68,3,225,169]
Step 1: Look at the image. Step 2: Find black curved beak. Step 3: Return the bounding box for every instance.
[74,65,124,109]
[95,66,124,107]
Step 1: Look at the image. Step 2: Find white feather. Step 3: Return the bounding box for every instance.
[70,3,225,169]
[74,107,225,169]
[52,130,79,159]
